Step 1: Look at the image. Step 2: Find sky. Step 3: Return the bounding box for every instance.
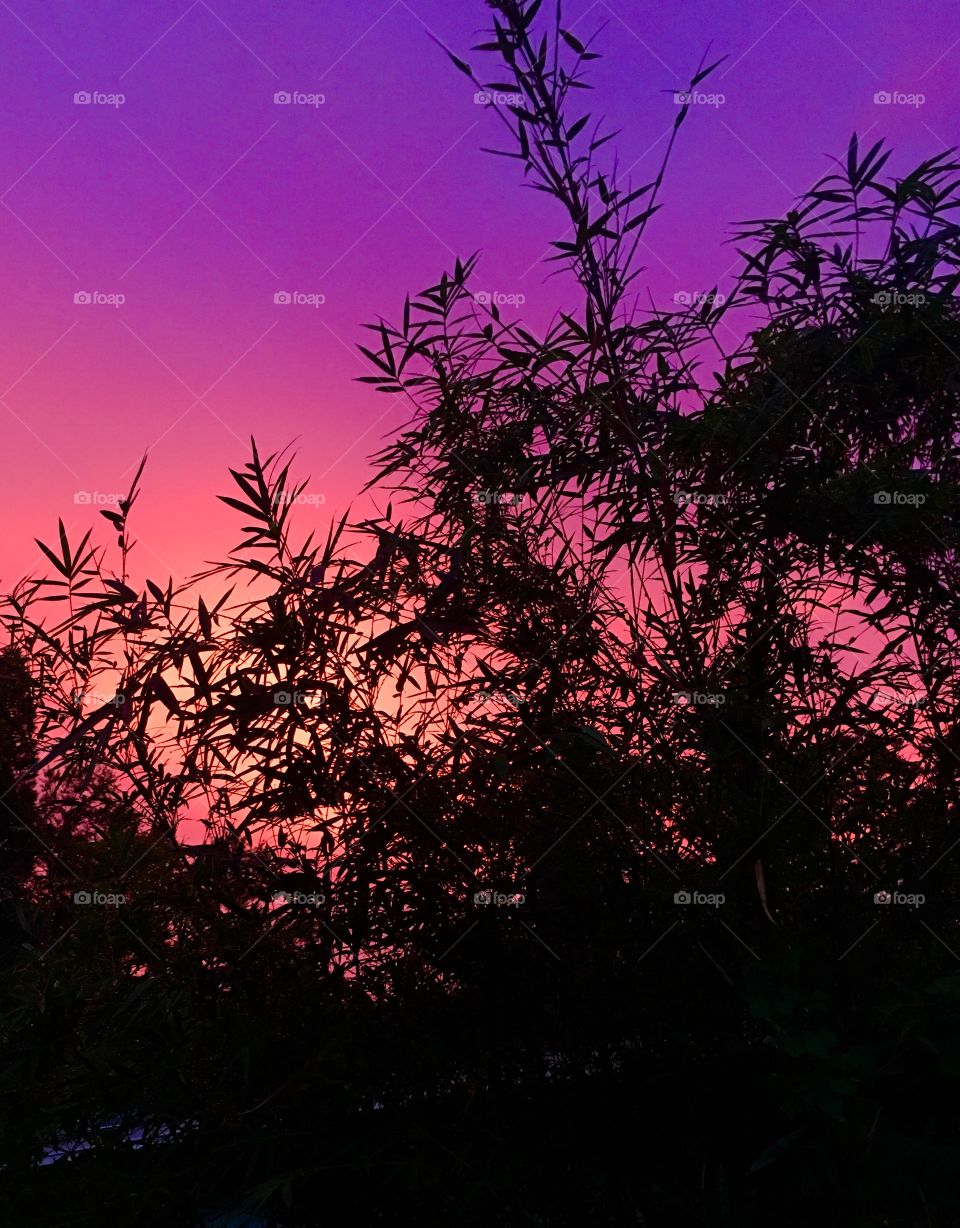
[1,0,957,590]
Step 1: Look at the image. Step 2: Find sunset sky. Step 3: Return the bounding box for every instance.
[2,0,957,588]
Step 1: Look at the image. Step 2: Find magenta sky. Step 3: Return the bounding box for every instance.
[1,0,957,589]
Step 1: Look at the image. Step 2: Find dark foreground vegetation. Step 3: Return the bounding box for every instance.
[2,2,960,1223]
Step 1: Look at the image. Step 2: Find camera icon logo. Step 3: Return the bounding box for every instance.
[473,890,493,905]
[874,890,892,904]
[274,91,292,105]
[273,690,293,706]
[74,890,92,904]
[873,91,892,104]
[674,890,692,904]
[73,91,92,104]
[274,291,291,305]
[473,290,491,305]
[874,491,892,505]
[74,291,92,305]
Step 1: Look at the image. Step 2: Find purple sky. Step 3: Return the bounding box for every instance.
[1,0,957,588]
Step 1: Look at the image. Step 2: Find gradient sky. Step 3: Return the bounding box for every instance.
[1,0,957,590]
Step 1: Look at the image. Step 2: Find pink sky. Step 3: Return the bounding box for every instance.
[1,0,957,589]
